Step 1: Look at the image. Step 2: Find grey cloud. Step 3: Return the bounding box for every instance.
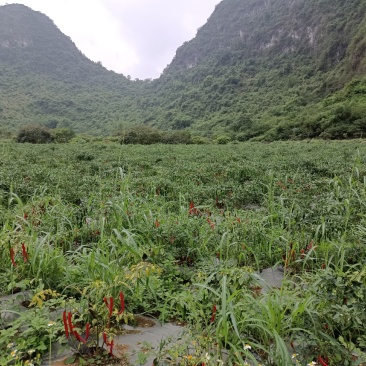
[103,0,220,79]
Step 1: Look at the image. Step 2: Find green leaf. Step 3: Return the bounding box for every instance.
[65,355,77,365]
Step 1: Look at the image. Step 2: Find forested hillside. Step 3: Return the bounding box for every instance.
[156,0,366,139]
[0,4,135,135]
[1,0,366,139]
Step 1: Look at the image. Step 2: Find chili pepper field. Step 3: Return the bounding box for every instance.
[1,140,366,365]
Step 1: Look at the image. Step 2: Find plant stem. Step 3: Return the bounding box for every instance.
[49,332,52,366]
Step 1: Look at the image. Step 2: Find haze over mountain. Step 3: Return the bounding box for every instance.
[1,0,366,140]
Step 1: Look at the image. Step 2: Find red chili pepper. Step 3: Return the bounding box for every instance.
[307,241,313,251]
[103,332,112,346]
[10,248,17,267]
[154,219,160,228]
[189,201,200,215]
[104,297,114,317]
[62,311,69,338]
[85,323,90,341]
[118,292,125,314]
[318,356,329,366]
[189,201,195,214]
[207,218,215,230]
[109,340,114,356]
[109,297,113,317]
[74,331,81,342]
[21,243,29,263]
[67,312,74,332]
[74,331,86,344]
[210,304,217,323]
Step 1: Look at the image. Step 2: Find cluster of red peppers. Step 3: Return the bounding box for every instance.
[62,311,90,344]
[300,241,315,259]
[189,201,216,229]
[102,332,114,356]
[103,292,125,318]
[102,292,125,355]
[189,201,201,216]
[10,243,29,267]
[62,292,125,357]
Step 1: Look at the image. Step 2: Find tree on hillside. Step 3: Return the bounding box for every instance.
[16,125,54,143]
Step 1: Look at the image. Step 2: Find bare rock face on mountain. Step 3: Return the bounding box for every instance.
[168,0,366,75]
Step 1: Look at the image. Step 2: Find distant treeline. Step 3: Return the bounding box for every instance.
[116,125,193,145]
[12,124,211,144]
[9,122,366,145]
[117,125,228,144]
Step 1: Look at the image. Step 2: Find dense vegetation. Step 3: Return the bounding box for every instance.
[1,140,366,365]
[1,1,366,139]
[14,125,76,144]
[0,4,133,135]
[158,0,366,139]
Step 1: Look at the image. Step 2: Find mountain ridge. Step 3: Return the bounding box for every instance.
[1,1,366,140]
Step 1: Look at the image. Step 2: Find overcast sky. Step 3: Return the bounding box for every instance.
[0,0,221,79]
